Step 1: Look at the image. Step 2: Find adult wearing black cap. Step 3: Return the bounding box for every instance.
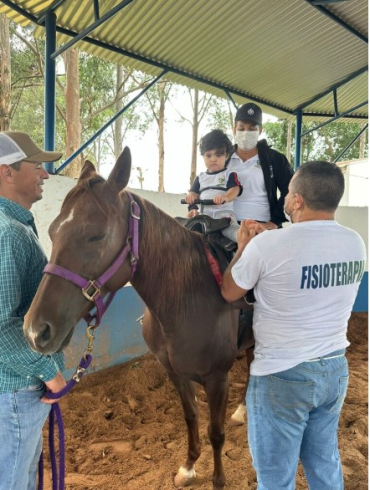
[228,103,294,230]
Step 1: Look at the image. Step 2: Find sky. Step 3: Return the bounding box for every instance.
[99,94,277,195]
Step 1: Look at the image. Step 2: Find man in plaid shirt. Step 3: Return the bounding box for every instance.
[0,131,65,490]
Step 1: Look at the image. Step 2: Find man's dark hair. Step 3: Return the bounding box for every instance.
[10,161,22,171]
[199,129,234,156]
[292,161,345,211]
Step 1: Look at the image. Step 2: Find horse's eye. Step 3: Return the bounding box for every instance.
[88,234,106,242]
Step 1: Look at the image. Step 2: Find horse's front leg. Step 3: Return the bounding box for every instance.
[166,371,201,487]
[204,373,229,490]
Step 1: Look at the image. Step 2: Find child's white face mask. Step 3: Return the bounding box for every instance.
[235,130,259,151]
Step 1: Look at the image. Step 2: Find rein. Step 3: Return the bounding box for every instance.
[38,192,140,490]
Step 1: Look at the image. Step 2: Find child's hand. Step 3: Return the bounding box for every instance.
[185,193,196,204]
[213,195,228,205]
[187,210,199,218]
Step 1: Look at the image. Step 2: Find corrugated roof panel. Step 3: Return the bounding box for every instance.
[327,0,368,37]
[0,0,367,121]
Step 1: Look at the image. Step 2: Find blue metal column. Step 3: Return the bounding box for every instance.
[294,109,302,170]
[44,11,57,173]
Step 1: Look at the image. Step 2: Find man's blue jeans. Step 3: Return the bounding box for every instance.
[246,350,348,490]
[0,385,50,490]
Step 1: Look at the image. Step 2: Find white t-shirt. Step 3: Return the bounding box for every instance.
[231,221,367,375]
[193,168,241,219]
[228,153,270,222]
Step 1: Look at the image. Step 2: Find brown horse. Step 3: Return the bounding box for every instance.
[24,148,253,489]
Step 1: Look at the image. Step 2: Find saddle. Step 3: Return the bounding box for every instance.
[175,215,236,253]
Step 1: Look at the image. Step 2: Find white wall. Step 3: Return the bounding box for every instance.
[33,174,368,270]
[339,160,369,207]
[32,174,187,258]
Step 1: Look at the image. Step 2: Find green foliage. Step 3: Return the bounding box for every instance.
[263,119,368,166]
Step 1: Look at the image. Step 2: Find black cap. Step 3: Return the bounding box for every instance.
[235,103,263,125]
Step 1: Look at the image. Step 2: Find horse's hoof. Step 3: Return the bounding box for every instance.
[230,404,246,426]
[174,466,196,487]
[230,416,244,426]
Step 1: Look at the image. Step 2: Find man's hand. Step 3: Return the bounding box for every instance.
[41,372,67,404]
[244,219,277,233]
[237,220,257,252]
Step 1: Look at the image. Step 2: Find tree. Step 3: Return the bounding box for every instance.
[63,48,81,177]
[0,14,11,130]
[263,120,368,167]
[145,80,172,192]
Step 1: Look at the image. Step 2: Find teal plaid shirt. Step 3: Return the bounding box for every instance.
[0,197,64,392]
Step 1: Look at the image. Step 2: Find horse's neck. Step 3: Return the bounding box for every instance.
[130,196,215,315]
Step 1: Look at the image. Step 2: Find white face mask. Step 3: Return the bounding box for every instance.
[284,208,295,223]
[235,130,259,151]
[284,194,297,223]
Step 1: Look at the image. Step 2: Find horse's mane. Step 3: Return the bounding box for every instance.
[129,193,219,316]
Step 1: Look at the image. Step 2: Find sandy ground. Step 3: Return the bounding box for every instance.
[42,312,368,489]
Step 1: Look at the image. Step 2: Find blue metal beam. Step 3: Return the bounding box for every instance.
[294,109,302,169]
[93,0,100,21]
[224,91,238,110]
[301,100,368,136]
[56,70,167,173]
[305,0,368,44]
[51,0,135,59]
[44,11,57,174]
[333,124,368,163]
[303,112,368,120]
[333,89,339,116]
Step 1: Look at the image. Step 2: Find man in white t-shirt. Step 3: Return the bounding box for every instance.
[221,160,366,490]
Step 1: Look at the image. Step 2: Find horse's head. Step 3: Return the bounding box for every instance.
[24,147,134,354]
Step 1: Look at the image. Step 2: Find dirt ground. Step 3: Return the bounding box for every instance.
[43,312,368,490]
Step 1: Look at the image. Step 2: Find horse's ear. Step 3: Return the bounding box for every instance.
[107,147,131,192]
[78,160,96,182]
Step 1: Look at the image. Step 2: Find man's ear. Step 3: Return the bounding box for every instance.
[0,164,14,181]
[294,194,304,209]
[259,125,263,135]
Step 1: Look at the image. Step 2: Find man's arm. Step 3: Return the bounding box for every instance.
[221,222,257,302]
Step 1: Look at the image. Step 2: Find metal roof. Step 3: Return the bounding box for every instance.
[0,0,368,121]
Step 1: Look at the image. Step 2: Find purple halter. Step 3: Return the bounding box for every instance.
[43,192,140,327]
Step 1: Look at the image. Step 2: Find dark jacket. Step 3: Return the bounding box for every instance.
[232,139,294,227]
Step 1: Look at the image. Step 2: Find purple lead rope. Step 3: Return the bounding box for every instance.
[38,355,92,490]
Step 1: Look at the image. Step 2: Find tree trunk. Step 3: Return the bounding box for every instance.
[114,65,123,158]
[286,119,292,162]
[0,14,11,130]
[157,82,165,192]
[322,126,334,161]
[359,124,366,159]
[190,89,199,187]
[64,49,81,177]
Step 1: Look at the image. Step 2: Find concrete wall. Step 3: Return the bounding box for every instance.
[339,159,369,207]
[32,174,368,375]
